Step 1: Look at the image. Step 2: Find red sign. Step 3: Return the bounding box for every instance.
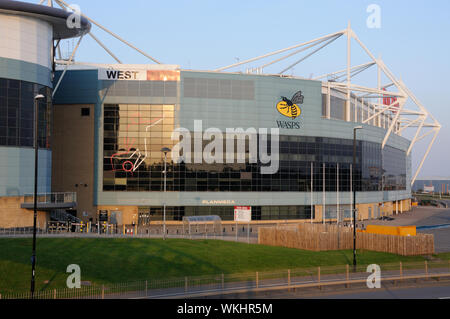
[382,88,399,113]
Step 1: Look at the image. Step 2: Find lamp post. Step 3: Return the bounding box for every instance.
[352,126,362,272]
[30,94,45,298]
[161,147,171,240]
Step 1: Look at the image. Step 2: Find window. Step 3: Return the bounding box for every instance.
[81,107,90,116]
[102,112,407,193]
[0,78,51,149]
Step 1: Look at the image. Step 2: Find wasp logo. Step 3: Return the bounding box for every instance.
[276,91,304,119]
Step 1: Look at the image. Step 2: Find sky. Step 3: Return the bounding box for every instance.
[23,0,450,179]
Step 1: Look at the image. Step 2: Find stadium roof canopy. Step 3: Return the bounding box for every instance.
[0,0,91,39]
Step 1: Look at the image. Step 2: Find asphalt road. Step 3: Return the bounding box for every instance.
[316,284,450,299]
[210,279,450,299]
[415,207,450,253]
[364,206,450,253]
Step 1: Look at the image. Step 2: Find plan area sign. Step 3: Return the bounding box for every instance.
[234,206,251,222]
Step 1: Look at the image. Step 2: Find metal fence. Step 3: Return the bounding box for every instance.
[1,260,450,299]
[0,228,258,244]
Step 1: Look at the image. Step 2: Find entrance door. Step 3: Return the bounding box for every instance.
[110,211,122,225]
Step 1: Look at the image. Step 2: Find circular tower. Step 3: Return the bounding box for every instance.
[0,0,90,227]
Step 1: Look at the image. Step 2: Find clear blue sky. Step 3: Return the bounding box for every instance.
[26,0,450,178]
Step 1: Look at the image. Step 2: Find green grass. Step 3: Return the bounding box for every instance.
[0,238,444,293]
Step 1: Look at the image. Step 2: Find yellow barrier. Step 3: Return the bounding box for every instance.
[362,225,416,236]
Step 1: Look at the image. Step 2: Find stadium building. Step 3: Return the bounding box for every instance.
[0,1,441,230]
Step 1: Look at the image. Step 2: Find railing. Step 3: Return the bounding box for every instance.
[23,192,77,205]
[51,209,82,223]
[0,227,259,244]
[1,260,449,299]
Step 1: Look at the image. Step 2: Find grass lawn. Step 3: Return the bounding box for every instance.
[0,237,444,293]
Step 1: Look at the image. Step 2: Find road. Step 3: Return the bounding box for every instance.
[363,206,450,253]
[316,284,450,299]
[415,206,450,253]
[208,279,450,299]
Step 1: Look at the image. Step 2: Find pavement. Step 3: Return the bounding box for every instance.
[362,206,449,227]
[361,206,450,253]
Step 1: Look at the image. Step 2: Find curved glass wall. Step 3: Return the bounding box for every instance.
[103,104,407,193]
[0,78,52,149]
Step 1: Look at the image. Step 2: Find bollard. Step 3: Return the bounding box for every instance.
[53,289,56,299]
[425,261,428,279]
[101,285,105,299]
[185,277,188,293]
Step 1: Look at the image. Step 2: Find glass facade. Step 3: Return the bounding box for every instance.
[103,104,176,191]
[0,78,52,148]
[137,205,314,222]
[103,103,407,193]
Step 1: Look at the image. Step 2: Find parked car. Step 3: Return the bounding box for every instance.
[379,216,395,221]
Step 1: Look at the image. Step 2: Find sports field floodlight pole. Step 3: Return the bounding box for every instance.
[352,126,363,272]
[31,94,45,299]
[161,147,171,240]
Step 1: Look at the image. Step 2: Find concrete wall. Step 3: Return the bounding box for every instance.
[96,205,138,225]
[0,196,49,229]
[0,147,52,197]
[0,13,53,87]
[0,13,52,69]
[52,104,96,220]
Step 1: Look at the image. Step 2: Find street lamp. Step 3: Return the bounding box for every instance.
[161,147,171,240]
[352,126,363,272]
[30,94,45,298]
